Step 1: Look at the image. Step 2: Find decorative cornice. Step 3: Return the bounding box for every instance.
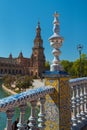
[43,70,69,78]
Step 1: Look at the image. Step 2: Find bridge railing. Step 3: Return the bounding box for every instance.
[0,77,87,130]
[69,77,87,130]
[0,86,54,130]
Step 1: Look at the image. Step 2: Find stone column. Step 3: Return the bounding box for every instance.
[38,97,46,130]
[44,72,71,130]
[17,103,27,130]
[28,100,37,130]
[6,109,14,130]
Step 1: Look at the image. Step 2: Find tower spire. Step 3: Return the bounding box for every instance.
[34,21,43,47]
[36,21,41,37]
[49,12,64,71]
[9,53,12,59]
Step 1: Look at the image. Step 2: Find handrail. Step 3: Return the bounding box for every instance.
[69,77,87,85]
[0,86,55,112]
[0,77,87,130]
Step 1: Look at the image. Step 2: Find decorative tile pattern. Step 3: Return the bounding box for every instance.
[0,86,54,112]
[45,78,59,130]
[59,77,71,130]
[45,76,71,130]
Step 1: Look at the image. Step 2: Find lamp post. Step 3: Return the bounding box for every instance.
[77,44,83,77]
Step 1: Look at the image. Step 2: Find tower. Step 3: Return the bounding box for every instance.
[30,22,45,77]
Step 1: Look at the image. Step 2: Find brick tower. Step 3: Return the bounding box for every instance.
[30,22,45,77]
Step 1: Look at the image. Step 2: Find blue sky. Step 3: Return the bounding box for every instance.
[0,0,87,62]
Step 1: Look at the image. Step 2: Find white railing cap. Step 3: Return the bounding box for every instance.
[69,77,87,86]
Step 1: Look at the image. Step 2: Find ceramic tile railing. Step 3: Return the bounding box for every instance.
[1,77,87,130]
[0,86,54,130]
[70,77,87,130]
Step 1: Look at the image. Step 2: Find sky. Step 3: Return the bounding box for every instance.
[0,0,87,62]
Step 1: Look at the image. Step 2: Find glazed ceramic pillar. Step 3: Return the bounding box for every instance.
[6,109,14,130]
[38,97,46,130]
[44,72,71,130]
[28,100,37,130]
[49,12,64,71]
[43,11,70,130]
[17,104,27,130]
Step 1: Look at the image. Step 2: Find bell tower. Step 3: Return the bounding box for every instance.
[30,22,45,77]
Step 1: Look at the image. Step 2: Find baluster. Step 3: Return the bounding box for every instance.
[71,86,77,127]
[80,84,85,121]
[86,82,87,114]
[6,109,14,130]
[28,100,37,130]
[76,85,81,124]
[38,97,46,130]
[17,103,27,130]
[84,83,87,118]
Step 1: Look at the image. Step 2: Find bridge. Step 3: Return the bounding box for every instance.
[0,76,87,130]
[0,12,87,130]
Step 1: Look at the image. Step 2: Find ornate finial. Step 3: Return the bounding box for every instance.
[54,11,59,17]
[9,53,12,59]
[36,21,40,29]
[49,12,64,71]
[18,51,23,58]
[53,12,60,35]
[34,21,43,47]
[38,20,40,27]
[36,21,41,34]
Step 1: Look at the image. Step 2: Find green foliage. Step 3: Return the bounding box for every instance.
[61,60,73,75]
[45,61,50,70]
[16,75,33,91]
[3,75,34,92]
[3,75,15,88]
[61,53,87,77]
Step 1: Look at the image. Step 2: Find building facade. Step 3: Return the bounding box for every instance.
[0,22,45,77]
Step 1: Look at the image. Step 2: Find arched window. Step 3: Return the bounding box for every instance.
[1,69,3,74]
[19,70,22,74]
[5,69,7,73]
[8,69,11,74]
[16,70,18,74]
[31,71,33,76]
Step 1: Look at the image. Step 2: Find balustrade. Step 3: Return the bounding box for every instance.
[70,77,87,130]
[0,77,87,130]
[0,86,54,130]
